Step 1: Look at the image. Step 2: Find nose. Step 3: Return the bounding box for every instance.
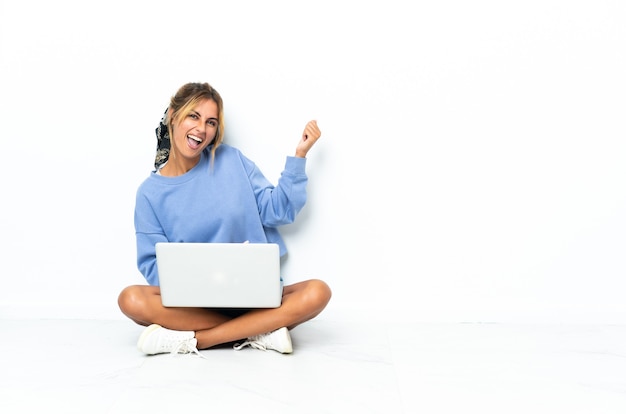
[193,120,208,136]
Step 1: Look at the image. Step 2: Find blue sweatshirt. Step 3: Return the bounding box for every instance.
[134,144,308,286]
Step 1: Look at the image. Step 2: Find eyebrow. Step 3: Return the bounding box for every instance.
[191,110,218,122]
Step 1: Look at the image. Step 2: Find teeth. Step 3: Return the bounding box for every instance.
[188,135,202,143]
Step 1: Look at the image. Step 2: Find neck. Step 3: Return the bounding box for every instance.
[160,153,201,177]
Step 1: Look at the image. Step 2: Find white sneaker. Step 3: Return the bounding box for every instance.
[233,327,293,354]
[137,324,202,356]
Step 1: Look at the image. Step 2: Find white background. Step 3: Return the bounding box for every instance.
[1,0,624,323]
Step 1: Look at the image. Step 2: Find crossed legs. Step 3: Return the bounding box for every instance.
[118,279,331,350]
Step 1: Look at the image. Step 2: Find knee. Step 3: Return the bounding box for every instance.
[306,279,332,310]
[117,285,145,317]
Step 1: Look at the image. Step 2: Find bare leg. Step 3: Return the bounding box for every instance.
[118,279,331,350]
[118,285,233,330]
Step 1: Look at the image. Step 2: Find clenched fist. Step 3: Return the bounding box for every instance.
[295,120,322,158]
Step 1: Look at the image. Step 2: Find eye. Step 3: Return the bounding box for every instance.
[189,113,199,120]
[207,119,217,127]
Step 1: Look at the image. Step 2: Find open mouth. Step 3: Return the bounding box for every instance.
[187,134,203,149]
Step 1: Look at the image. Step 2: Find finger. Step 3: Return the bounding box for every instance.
[304,120,319,140]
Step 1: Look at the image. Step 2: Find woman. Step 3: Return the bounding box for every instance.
[118,82,331,355]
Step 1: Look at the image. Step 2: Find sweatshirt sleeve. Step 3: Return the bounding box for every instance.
[134,188,167,286]
[247,155,308,228]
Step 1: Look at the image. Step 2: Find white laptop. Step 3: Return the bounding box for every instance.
[155,242,282,308]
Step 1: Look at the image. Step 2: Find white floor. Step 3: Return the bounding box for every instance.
[1,313,626,413]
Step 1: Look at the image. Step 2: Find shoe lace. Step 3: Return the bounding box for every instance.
[233,334,269,351]
[170,338,207,359]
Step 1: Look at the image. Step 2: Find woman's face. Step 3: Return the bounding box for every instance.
[170,98,219,163]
